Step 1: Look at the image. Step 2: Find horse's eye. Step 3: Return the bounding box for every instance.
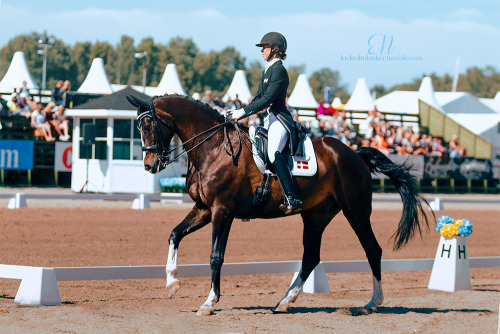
[144,124,152,132]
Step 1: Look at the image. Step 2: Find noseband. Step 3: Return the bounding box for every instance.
[136,99,176,165]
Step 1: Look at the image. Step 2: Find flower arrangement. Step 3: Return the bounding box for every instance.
[435,215,473,238]
[160,177,186,193]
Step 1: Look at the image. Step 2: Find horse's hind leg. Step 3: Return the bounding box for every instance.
[166,203,211,298]
[274,210,334,313]
[341,198,384,312]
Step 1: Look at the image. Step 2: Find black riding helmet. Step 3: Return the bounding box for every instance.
[256,32,287,61]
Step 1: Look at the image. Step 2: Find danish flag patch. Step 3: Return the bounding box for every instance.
[263,78,268,83]
[296,161,309,169]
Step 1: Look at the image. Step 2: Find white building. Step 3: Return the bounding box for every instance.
[66,86,185,193]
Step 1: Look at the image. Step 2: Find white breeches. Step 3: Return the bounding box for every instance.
[265,113,288,164]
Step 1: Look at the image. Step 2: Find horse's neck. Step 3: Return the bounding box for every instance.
[170,102,224,164]
[175,114,222,144]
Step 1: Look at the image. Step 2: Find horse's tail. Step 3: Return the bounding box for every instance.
[355,147,432,250]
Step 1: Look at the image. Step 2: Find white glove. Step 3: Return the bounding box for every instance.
[232,108,246,120]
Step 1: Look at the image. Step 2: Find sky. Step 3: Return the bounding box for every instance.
[0,0,499,92]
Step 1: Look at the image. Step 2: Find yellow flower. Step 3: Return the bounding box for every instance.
[440,224,459,238]
[454,219,464,226]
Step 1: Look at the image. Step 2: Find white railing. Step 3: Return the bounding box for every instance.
[0,192,190,209]
[1,257,498,306]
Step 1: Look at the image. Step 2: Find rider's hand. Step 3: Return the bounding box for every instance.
[232,108,246,120]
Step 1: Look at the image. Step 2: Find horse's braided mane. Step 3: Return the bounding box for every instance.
[152,93,226,123]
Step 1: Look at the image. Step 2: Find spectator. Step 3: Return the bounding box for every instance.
[316,99,336,121]
[448,135,465,158]
[61,80,72,108]
[431,137,446,157]
[49,105,70,141]
[51,80,64,105]
[201,90,223,112]
[18,81,31,98]
[213,95,226,110]
[7,93,23,116]
[0,96,9,116]
[31,103,55,141]
[233,94,243,109]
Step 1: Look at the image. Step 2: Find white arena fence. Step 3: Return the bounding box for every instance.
[0,192,190,209]
[1,257,499,306]
[2,192,499,210]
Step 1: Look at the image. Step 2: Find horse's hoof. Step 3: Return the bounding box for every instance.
[364,306,377,314]
[166,280,181,298]
[350,306,377,316]
[196,306,215,316]
[273,303,290,313]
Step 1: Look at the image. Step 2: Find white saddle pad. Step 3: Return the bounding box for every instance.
[249,126,318,177]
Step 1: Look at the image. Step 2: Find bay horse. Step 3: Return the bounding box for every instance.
[127,94,431,316]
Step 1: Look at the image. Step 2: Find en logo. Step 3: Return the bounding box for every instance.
[368,34,395,56]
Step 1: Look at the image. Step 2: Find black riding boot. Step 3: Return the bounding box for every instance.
[273,151,302,214]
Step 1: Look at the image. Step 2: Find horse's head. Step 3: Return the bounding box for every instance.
[126,95,176,174]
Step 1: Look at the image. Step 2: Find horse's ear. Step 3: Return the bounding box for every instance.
[126,95,139,108]
[126,95,149,110]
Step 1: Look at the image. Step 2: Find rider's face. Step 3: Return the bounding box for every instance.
[261,44,272,60]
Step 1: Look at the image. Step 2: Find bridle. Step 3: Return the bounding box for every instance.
[136,99,177,166]
[135,98,256,168]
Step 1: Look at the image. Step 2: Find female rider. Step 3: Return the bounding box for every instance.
[231,32,301,214]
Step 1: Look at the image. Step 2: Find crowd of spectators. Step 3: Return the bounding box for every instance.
[1,82,467,158]
[310,101,467,158]
[0,80,71,141]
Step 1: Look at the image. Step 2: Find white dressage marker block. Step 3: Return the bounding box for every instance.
[428,236,471,292]
[15,267,61,305]
[429,197,443,211]
[291,262,330,294]
[8,193,27,209]
[132,194,150,210]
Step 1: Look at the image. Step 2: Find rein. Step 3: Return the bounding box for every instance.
[138,101,255,167]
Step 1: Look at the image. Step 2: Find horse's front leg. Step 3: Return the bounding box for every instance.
[166,203,211,298]
[197,207,234,316]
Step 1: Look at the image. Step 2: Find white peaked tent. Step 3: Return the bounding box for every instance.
[417,76,445,112]
[0,51,39,92]
[287,74,318,108]
[223,70,252,104]
[155,64,187,96]
[343,78,375,111]
[77,58,113,94]
[331,97,342,108]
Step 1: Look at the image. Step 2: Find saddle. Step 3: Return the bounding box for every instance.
[250,124,318,206]
[252,123,307,170]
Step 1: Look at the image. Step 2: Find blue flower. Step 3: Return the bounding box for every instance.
[457,218,473,237]
[436,215,454,232]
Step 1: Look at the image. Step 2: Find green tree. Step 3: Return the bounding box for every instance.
[163,37,199,95]
[71,42,92,87]
[246,60,264,97]
[115,35,135,85]
[135,37,161,87]
[309,67,345,102]
[372,85,387,99]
